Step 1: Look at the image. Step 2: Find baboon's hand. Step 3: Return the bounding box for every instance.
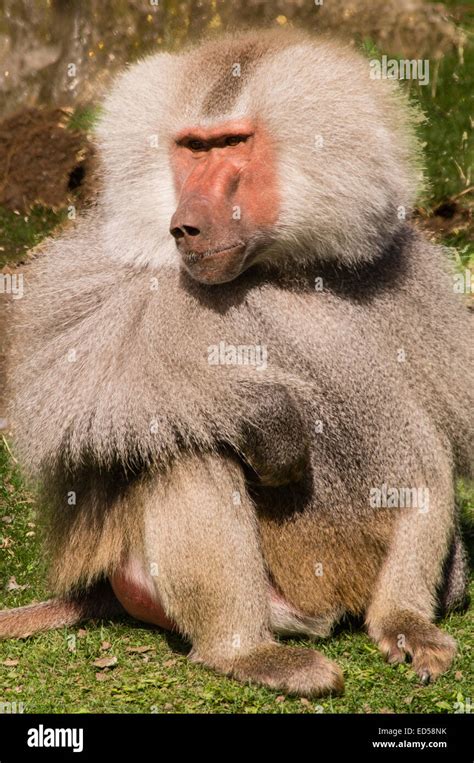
[240,385,310,486]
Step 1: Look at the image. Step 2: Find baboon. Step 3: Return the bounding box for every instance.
[1,30,472,697]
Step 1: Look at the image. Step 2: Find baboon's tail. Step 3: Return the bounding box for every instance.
[0,581,124,639]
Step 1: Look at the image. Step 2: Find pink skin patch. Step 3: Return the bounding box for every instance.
[169,119,280,284]
[110,556,174,631]
[110,555,300,634]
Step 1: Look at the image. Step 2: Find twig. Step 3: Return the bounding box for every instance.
[449,186,474,202]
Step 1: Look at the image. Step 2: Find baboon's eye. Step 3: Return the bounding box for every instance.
[188,139,208,152]
[225,135,247,146]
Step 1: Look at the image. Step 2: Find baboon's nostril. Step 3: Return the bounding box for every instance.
[170,226,185,240]
[170,225,201,240]
[183,225,200,237]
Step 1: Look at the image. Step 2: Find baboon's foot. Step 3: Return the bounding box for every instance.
[193,643,344,697]
[368,610,456,683]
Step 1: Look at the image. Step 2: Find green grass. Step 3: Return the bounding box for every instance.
[415,45,474,208]
[66,105,102,133]
[0,616,472,715]
[0,207,66,268]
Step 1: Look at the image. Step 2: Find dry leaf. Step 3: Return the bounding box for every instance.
[6,576,29,591]
[93,656,117,669]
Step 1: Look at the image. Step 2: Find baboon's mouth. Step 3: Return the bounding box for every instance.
[184,242,245,263]
[181,242,250,284]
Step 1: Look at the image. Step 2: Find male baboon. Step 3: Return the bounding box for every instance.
[1,30,472,697]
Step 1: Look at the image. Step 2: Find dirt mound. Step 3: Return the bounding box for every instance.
[0,108,97,213]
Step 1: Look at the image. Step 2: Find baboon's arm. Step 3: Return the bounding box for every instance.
[238,385,309,486]
[366,452,458,682]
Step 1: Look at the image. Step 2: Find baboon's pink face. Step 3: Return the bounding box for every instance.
[169,119,279,284]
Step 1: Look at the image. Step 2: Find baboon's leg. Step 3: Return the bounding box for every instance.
[366,456,457,682]
[140,453,343,697]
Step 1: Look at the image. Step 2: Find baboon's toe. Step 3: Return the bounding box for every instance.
[370,610,456,683]
[410,631,457,683]
[230,643,344,697]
